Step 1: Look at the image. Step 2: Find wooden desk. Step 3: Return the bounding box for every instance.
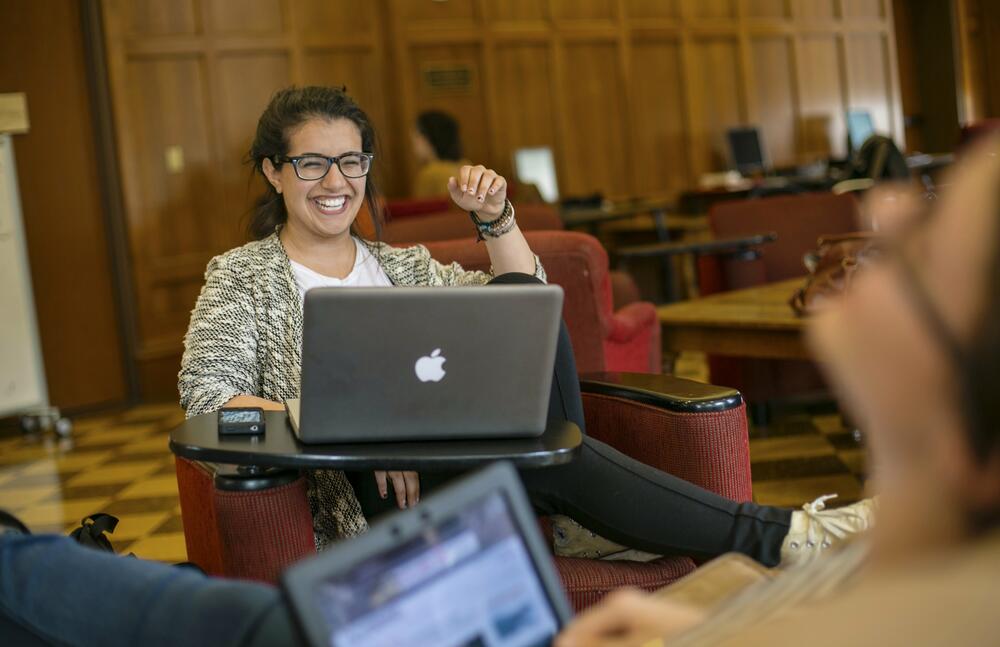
[560,197,678,233]
[657,278,809,360]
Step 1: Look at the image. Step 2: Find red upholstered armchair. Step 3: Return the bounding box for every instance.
[174,373,752,611]
[382,202,565,244]
[422,231,661,374]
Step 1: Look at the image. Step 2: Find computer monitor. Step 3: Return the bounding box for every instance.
[726,127,768,176]
[846,109,875,154]
[512,147,559,203]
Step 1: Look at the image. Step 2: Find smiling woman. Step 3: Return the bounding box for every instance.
[177,85,870,566]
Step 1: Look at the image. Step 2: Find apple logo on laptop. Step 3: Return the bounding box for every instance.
[415,348,446,382]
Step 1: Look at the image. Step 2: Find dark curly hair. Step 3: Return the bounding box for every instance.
[246,86,382,240]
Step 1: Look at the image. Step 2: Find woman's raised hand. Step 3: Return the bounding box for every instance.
[448,164,507,220]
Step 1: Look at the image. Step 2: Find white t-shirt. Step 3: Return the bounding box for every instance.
[289,237,393,300]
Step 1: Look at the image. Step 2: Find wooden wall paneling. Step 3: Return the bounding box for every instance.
[557,41,630,196]
[401,0,479,27]
[628,38,691,195]
[748,35,799,165]
[490,43,560,176]
[295,0,378,35]
[475,0,503,190]
[844,33,895,137]
[122,56,217,349]
[688,0,739,21]
[686,37,746,176]
[96,0,907,400]
[956,0,1000,120]
[126,0,200,36]
[482,0,551,23]
[216,52,291,250]
[614,0,637,196]
[842,0,885,19]
[0,1,128,411]
[744,0,791,19]
[551,0,618,22]
[409,43,492,178]
[301,48,388,148]
[979,0,1000,118]
[207,0,285,34]
[883,7,906,147]
[795,34,847,159]
[792,0,838,21]
[624,0,682,21]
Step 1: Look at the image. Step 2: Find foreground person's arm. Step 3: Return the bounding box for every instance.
[556,588,705,647]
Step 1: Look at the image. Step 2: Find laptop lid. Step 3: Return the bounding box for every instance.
[513,147,560,203]
[296,285,564,443]
[281,461,573,647]
[727,126,768,176]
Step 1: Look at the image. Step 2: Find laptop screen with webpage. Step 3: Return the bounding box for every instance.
[282,463,572,647]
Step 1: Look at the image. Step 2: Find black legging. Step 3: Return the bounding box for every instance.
[348,273,793,567]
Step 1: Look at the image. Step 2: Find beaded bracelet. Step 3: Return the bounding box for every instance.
[469,199,517,241]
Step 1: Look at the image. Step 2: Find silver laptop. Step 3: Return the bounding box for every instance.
[281,462,573,646]
[287,285,564,443]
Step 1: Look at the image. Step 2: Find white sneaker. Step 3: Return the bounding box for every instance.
[779,495,877,567]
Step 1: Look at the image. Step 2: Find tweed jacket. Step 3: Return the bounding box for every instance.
[179,231,544,547]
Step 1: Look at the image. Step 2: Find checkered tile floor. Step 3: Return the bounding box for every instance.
[0,404,188,562]
[0,381,866,563]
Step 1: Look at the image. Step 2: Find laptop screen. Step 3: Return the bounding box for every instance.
[847,109,874,153]
[313,491,560,647]
[513,147,560,203]
[727,127,766,175]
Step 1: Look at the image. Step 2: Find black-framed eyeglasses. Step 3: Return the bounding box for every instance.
[274,152,374,180]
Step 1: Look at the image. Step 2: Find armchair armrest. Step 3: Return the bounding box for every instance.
[578,372,752,502]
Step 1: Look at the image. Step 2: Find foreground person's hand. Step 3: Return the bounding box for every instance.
[374,471,420,509]
[555,588,705,647]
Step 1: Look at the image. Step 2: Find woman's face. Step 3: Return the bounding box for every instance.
[808,143,1000,556]
[263,117,367,242]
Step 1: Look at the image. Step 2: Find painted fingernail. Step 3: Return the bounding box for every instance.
[468,188,475,194]
[478,195,485,202]
[461,184,467,191]
[380,490,387,499]
[489,188,496,194]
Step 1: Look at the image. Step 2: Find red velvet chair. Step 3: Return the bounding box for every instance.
[382,202,565,244]
[174,372,752,611]
[421,231,661,374]
[696,192,861,405]
[382,203,642,312]
[383,197,452,221]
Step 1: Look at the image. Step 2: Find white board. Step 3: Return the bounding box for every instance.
[0,133,48,415]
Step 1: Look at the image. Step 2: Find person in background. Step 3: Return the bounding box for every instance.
[555,138,1000,647]
[412,110,469,197]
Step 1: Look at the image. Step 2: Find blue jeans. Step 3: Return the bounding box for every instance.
[0,533,295,647]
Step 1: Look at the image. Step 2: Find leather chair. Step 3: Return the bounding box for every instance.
[421,231,661,374]
[174,372,752,611]
[696,192,861,406]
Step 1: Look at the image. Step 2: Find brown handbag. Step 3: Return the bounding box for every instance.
[791,232,886,315]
